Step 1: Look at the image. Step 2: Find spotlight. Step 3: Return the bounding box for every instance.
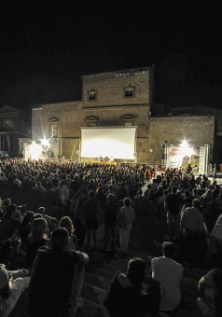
[41,138,49,147]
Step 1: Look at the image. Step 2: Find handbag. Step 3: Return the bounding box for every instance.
[117,209,126,228]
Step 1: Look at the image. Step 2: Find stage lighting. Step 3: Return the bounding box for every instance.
[41,138,49,147]
[30,142,42,160]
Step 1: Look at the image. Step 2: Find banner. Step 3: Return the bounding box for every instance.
[167,145,208,174]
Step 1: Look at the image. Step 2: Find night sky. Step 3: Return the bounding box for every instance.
[0,2,221,109]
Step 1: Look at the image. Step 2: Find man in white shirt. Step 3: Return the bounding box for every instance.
[180,198,204,266]
[151,241,183,316]
[207,213,222,268]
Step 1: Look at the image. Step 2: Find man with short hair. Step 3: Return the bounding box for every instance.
[180,198,204,266]
[83,190,99,249]
[103,193,119,251]
[70,175,82,215]
[151,241,183,316]
[27,228,89,317]
[164,186,183,241]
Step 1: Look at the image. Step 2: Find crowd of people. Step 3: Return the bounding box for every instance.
[0,158,221,316]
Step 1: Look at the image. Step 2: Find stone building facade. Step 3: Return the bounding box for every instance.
[0,105,31,158]
[24,67,216,164]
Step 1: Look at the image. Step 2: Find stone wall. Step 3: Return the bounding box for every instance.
[81,68,153,107]
[148,116,215,164]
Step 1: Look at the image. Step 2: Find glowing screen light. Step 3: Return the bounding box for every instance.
[30,142,42,160]
[81,127,137,159]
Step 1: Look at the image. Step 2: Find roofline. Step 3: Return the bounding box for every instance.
[81,66,153,79]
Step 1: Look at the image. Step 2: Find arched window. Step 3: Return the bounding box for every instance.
[1,119,15,131]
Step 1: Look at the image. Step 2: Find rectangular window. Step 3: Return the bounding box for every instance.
[51,124,58,138]
[88,90,97,101]
[124,87,135,98]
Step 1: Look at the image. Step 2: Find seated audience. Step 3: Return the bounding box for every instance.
[26,228,89,317]
[197,269,222,317]
[26,218,48,268]
[0,205,22,243]
[207,212,222,269]
[46,216,76,250]
[0,264,30,317]
[104,257,160,317]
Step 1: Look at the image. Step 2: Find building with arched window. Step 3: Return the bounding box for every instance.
[18,67,217,168]
[0,105,31,158]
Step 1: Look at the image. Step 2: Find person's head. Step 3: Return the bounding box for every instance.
[73,216,82,227]
[32,213,43,220]
[162,241,176,258]
[6,204,17,217]
[184,190,190,198]
[172,186,177,194]
[0,266,12,299]
[3,198,11,206]
[51,228,69,249]
[126,257,146,292]
[22,210,34,226]
[89,189,95,198]
[107,193,114,201]
[29,218,48,242]
[192,198,201,209]
[59,216,74,236]
[37,207,45,215]
[96,186,104,195]
[123,197,131,207]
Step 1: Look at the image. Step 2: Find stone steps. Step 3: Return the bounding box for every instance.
[80,249,203,317]
[9,248,204,317]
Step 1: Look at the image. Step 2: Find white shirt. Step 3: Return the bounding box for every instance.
[151,256,183,311]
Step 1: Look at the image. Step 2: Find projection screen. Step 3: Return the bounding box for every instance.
[81,127,137,160]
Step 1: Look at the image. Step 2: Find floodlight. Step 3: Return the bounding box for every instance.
[41,138,49,147]
[30,142,42,160]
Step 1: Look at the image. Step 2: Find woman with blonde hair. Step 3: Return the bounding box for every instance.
[59,216,77,250]
[26,218,48,268]
[45,216,77,250]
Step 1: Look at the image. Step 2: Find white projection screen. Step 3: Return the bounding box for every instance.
[81,127,137,160]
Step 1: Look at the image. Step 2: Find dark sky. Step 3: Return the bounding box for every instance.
[0,2,221,109]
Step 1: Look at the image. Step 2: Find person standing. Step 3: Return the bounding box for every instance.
[103,193,119,251]
[70,175,81,216]
[83,190,99,249]
[180,198,204,266]
[164,186,183,241]
[118,198,135,255]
